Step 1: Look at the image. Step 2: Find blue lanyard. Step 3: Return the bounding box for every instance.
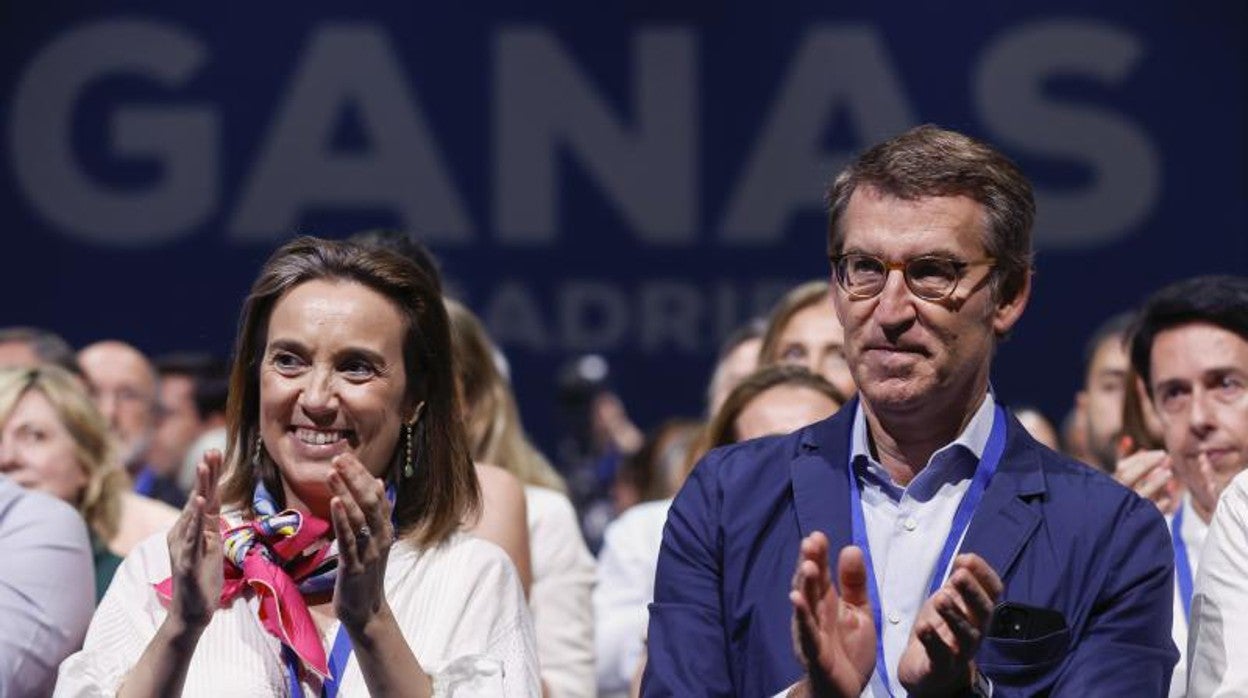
[846,404,1007,697]
[282,485,396,696]
[133,467,156,496]
[284,624,354,698]
[1171,503,1194,624]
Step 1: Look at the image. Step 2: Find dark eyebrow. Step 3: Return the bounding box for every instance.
[1204,367,1248,382]
[338,347,389,369]
[840,246,968,260]
[840,246,877,257]
[267,339,308,355]
[1152,378,1189,394]
[266,339,389,370]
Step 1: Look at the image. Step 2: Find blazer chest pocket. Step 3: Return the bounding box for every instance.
[976,627,1071,679]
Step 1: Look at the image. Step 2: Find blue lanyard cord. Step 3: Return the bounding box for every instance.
[846,405,1007,697]
[285,625,355,698]
[133,468,156,496]
[284,483,396,697]
[1171,504,1194,624]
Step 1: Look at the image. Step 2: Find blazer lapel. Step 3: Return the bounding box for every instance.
[790,400,856,557]
[960,415,1046,579]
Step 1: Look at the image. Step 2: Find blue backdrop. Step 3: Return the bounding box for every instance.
[3,2,1245,453]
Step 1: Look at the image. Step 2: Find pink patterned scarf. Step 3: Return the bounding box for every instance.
[154,482,339,678]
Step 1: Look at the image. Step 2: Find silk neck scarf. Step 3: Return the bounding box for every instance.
[155,481,339,678]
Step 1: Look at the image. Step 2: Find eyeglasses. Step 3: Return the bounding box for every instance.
[90,385,158,410]
[829,253,996,301]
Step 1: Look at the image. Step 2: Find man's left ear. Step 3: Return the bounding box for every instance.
[992,269,1032,335]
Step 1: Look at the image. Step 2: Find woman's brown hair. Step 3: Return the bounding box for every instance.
[219,237,478,547]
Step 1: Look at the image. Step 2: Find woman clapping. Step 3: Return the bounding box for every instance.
[57,238,539,697]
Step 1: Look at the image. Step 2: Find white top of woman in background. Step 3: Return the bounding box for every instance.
[1188,469,1248,697]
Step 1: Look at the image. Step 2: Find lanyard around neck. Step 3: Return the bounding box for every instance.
[285,624,354,698]
[1171,503,1194,624]
[282,483,397,697]
[846,404,1007,697]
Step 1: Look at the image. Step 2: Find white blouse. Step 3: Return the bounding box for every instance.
[593,498,671,697]
[1188,470,1248,697]
[55,530,540,697]
[525,486,597,698]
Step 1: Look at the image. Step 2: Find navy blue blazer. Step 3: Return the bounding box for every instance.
[642,400,1178,697]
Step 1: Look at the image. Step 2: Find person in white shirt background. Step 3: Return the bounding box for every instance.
[1189,469,1248,697]
[1126,275,1248,697]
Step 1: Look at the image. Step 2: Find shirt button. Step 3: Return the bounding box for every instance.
[887,611,901,624]
[903,518,917,531]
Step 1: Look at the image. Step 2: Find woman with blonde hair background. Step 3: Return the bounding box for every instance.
[0,365,177,601]
[757,279,857,399]
[446,298,595,698]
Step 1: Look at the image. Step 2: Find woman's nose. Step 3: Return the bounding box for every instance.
[297,368,339,417]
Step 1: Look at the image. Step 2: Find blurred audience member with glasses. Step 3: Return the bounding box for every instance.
[78,340,186,507]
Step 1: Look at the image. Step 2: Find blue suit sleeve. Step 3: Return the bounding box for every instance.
[1047,496,1179,696]
[641,452,736,697]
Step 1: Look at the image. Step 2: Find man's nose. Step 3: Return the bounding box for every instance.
[94,391,119,425]
[1186,389,1218,438]
[874,269,917,329]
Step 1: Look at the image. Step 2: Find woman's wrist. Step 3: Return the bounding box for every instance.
[344,601,397,649]
[159,613,207,650]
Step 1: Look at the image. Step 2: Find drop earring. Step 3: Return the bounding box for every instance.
[252,434,264,468]
[403,402,424,479]
[403,422,415,478]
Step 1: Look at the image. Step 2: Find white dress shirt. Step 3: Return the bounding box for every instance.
[1188,469,1248,697]
[593,497,671,697]
[0,476,95,698]
[55,530,540,697]
[851,394,996,698]
[525,485,597,698]
[1165,492,1208,698]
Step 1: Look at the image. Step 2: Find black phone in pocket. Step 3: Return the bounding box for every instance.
[988,602,1067,640]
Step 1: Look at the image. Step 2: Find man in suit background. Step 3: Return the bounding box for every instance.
[642,125,1177,697]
